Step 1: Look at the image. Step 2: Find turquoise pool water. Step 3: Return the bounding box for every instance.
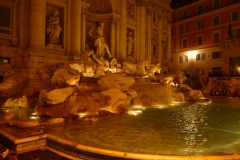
[48,97,240,156]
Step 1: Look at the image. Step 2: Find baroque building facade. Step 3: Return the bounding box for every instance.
[171,0,240,77]
[0,0,172,90]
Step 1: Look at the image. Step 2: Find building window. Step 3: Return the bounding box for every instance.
[212,67,221,76]
[182,39,188,48]
[179,55,188,63]
[152,12,157,23]
[213,16,219,26]
[198,20,204,30]
[198,5,203,15]
[232,0,239,4]
[183,10,187,19]
[180,25,188,34]
[214,0,219,9]
[197,36,203,46]
[213,32,219,43]
[196,53,206,61]
[232,11,238,22]
[233,28,240,38]
[212,51,221,59]
[0,5,11,28]
[0,57,10,64]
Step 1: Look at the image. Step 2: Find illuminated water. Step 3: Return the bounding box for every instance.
[48,97,240,156]
[1,97,240,156]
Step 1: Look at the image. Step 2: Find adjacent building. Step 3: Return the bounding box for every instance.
[171,0,240,77]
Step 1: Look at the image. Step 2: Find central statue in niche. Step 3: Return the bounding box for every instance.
[89,22,112,58]
[87,21,117,76]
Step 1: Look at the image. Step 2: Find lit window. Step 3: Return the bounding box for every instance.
[0,5,11,28]
[213,16,219,26]
[213,33,219,43]
[198,20,204,30]
[196,53,206,61]
[212,51,221,59]
[179,55,188,63]
[0,57,10,63]
[232,11,238,22]
[198,5,202,15]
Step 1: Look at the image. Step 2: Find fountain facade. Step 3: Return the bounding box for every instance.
[0,0,228,159]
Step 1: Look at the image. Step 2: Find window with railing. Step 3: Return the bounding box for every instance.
[196,53,206,61]
[212,51,221,59]
[179,55,188,63]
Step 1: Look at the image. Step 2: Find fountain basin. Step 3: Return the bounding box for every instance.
[0,97,240,159]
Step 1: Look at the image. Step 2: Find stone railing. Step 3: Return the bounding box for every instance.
[0,27,18,45]
[220,38,240,49]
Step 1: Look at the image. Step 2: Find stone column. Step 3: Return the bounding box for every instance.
[115,20,120,60]
[147,8,152,63]
[137,0,146,61]
[119,0,127,61]
[71,0,81,55]
[111,19,116,57]
[30,0,45,48]
[167,18,172,61]
[81,10,87,51]
[158,14,163,64]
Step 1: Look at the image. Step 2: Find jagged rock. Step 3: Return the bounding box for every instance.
[5,151,18,160]
[30,126,45,136]
[97,73,135,90]
[0,145,9,159]
[40,118,65,125]
[39,86,76,105]
[0,74,28,97]
[8,120,40,128]
[132,83,173,106]
[99,89,127,113]
[0,112,14,120]
[51,68,80,87]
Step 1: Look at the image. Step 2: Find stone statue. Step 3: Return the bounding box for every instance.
[126,31,135,57]
[46,9,62,46]
[147,63,162,81]
[89,22,112,58]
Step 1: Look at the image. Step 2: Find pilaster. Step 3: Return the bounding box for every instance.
[119,0,127,61]
[29,0,46,48]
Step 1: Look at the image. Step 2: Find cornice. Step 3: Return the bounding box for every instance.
[172,4,240,25]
